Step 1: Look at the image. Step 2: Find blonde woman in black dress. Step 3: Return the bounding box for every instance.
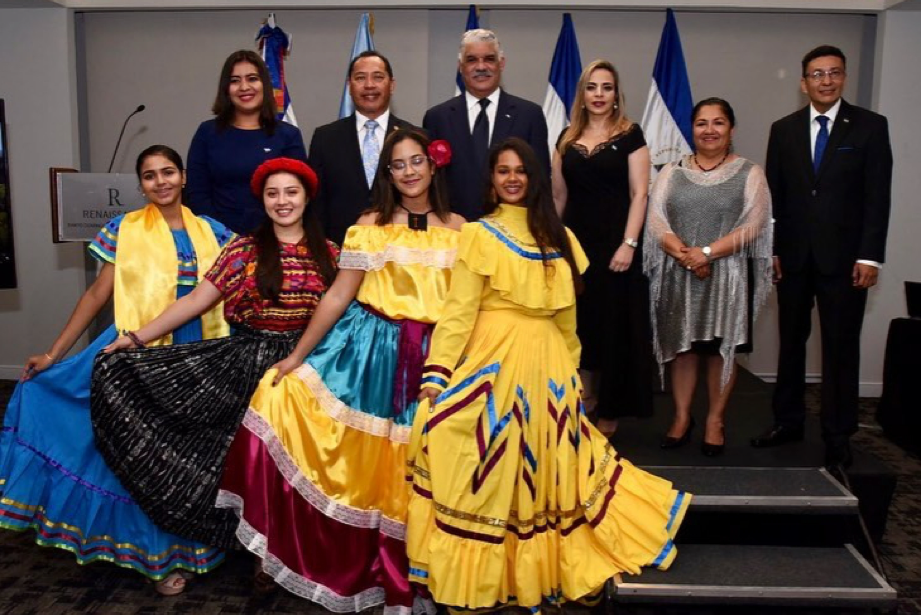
[551,59,653,436]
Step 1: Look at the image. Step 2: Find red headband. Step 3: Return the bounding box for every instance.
[250,158,319,200]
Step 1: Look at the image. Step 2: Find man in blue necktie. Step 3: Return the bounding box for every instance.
[307,51,415,245]
[752,45,893,471]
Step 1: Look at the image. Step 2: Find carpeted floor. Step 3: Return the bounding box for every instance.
[0,379,918,614]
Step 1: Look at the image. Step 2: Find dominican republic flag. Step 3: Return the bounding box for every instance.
[339,13,375,119]
[454,5,480,96]
[640,8,693,181]
[541,13,582,156]
[257,13,297,127]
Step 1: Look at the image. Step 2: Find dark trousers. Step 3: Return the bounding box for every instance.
[772,257,868,446]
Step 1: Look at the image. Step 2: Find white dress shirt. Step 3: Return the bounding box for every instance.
[465,89,501,145]
[809,99,879,269]
[355,109,391,158]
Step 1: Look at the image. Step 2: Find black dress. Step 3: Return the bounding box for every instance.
[561,124,654,419]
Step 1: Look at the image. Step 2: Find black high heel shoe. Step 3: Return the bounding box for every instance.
[660,417,695,449]
[701,426,725,457]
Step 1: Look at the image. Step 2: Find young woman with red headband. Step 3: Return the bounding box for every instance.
[93,157,337,594]
[215,128,463,610]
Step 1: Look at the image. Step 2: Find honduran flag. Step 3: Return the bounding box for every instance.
[454,5,480,96]
[339,13,375,119]
[541,13,582,157]
[257,13,297,127]
[640,9,694,181]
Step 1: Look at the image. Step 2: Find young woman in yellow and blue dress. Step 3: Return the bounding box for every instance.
[92,157,337,556]
[0,145,233,595]
[215,128,463,612]
[409,137,691,610]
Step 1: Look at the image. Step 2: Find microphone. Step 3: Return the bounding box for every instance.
[107,104,146,173]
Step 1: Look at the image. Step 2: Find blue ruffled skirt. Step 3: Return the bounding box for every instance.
[0,308,224,580]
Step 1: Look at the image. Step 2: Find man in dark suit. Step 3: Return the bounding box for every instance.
[423,29,550,220]
[308,51,414,245]
[751,45,893,469]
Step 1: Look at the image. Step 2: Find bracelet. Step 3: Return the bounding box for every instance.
[126,331,147,348]
[623,237,639,249]
[44,353,55,362]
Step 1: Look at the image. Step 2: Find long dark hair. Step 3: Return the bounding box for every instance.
[483,137,583,292]
[135,144,184,179]
[369,128,451,225]
[212,50,278,134]
[254,174,337,303]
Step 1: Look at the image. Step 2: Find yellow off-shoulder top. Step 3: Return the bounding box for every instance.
[339,223,460,323]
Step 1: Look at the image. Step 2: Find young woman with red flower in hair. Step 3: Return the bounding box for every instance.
[92,158,338,585]
[215,128,463,611]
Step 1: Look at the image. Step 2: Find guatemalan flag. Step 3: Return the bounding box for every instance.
[541,13,582,157]
[339,13,375,119]
[640,9,694,182]
[455,5,480,96]
[257,13,297,127]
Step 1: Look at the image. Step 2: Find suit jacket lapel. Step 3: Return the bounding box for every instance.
[816,100,853,181]
[449,97,478,165]
[492,90,514,145]
[385,114,403,137]
[794,107,815,183]
[342,114,367,187]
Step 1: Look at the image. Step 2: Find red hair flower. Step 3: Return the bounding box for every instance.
[428,140,452,169]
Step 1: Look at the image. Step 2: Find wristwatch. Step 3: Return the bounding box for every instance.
[702,246,712,261]
[623,237,639,248]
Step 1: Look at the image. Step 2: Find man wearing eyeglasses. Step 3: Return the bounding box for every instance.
[751,45,893,470]
[307,51,415,245]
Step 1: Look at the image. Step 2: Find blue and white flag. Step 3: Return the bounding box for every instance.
[640,9,693,181]
[541,13,582,157]
[454,5,480,96]
[257,13,297,126]
[338,13,375,119]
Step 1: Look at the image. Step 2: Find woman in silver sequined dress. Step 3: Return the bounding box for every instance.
[644,98,773,457]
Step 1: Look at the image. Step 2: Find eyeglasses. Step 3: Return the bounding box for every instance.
[388,155,429,173]
[806,69,845,83]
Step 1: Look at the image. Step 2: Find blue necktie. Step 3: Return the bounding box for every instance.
[362,119,380,187]
[813,115,829,172]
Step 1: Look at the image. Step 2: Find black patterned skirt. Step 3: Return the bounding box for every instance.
[90,326,300,548]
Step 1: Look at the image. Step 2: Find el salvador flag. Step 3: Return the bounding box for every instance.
[542,13,582,158]
[257,13,298,127]
[640,9,694,181]
[339,13,375,119]
[455,5,480,96]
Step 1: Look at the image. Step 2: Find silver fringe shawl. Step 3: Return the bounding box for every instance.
[643,157,774,388]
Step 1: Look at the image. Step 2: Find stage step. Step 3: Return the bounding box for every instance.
[616,544,896,609]
[645,466,858,513]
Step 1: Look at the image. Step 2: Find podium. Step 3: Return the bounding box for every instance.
[50,169,147,242]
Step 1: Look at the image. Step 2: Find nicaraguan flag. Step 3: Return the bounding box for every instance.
[257,13,297,127]
[454,5,480,96]
[640,8,693,181]
[339,13,375,119]
[541,13,582,156]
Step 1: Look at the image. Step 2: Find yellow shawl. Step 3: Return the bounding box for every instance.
[113,204,229,346]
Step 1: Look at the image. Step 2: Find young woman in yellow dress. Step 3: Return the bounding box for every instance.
[409,137,691,610]
[216,128,464,612]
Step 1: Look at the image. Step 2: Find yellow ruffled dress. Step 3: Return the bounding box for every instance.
[407,205,690,609]
[218,223,458,613]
